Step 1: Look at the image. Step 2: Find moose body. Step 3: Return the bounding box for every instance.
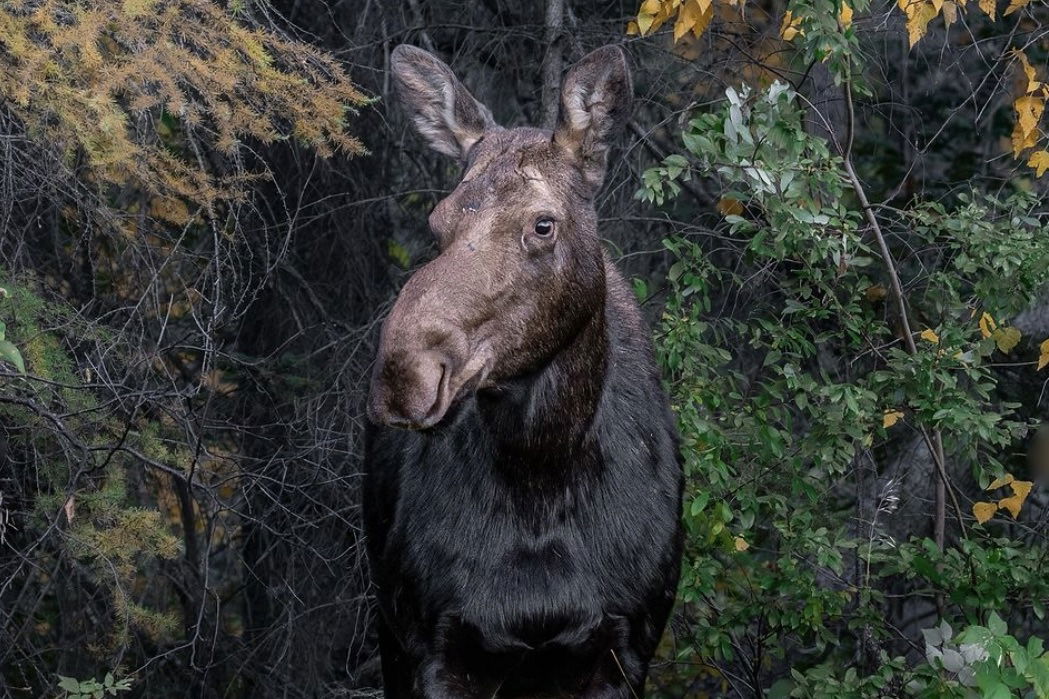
[364,44,683,698]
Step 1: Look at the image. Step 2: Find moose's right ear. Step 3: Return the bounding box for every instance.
[390,45,497,160]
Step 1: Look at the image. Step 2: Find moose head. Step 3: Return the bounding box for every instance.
[368,44,632,430]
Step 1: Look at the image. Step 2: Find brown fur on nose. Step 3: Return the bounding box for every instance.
[368,255,481,429]
[368,349,449,429]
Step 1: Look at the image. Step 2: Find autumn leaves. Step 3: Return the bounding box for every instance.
[629,0,1047,179]
[972,473,1035,524]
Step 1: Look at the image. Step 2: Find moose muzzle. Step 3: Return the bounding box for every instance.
[367,255,491,430]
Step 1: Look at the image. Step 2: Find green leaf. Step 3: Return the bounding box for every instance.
[985,684,1012,699]
[690,492,710,516]
[988,611,1007,636]
[663,153,688,179]
[0,339,24,374]
[387,239,411,269]
[58,676,82,692]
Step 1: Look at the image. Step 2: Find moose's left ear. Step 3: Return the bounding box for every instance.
[553,45,633,195]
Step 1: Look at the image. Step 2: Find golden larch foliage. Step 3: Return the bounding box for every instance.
[0,0,368,221]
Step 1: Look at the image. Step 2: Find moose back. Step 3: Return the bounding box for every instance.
[364,43,683,698]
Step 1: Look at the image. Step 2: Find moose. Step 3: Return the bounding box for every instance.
[364,43,684,698]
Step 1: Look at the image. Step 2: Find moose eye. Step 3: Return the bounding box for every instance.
[533,218,555,237]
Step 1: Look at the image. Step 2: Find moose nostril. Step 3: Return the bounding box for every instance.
[373,351,450,429]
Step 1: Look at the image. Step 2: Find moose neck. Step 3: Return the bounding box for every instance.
[476,291,608,465]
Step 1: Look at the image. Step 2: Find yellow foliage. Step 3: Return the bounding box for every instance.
[1012,95,1045,156]
[941,0,959,24]
[980,475,1035,520]
[1003,0,1031,12]
[998,494,1023,518]
[1029,150,1049,177]
[717,197,744,216]
[0,0,367,225]
[897,0,940,47]
[733,536,749,551]
[892,0,1049,180]
[920,328,940,343]
[1008,51,1049,170]
[1016,51,1043,93]
[972,501,997,523]
[883,410,904,428]
[780,10,803,40]
[633,0,718,43]
[865,284,887,301]
[979,312,997,338]
[994,326,1021,353]
[1011,479,1034,500]
[987,473,1014,490]
[1039,338,1049,371]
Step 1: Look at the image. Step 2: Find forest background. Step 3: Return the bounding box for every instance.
[3,0,1049,696]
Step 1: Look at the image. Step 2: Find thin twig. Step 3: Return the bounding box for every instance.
[840,79,967,548]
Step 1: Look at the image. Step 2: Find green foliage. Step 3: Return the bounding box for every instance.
[1,273,183,657]
[784,617,1049,698]
[643,76,1049,695]
[57,672,132,699]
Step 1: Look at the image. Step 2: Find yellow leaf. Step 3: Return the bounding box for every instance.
[637,12,656,34]
[674,17,691,40]
[717,197,744,216]
[1013,125,1041,156]
[920,328,940,343]
[839,2,854,26]
[973,501,997,524]
[640,0,664,13]
[1016,96,1045,135]
[690,3,714,37]
[675,0,700,35]
[987,473,1015,490]
[1004,0,1031,13]
[1015,49,1042,92]
[1012,95,1045,156]
[865,284,887,301]
[897,0,939,47]
[626,19,641,34]
[1039,338,1049,370]
[1011,479,1034,500]
[780,10,802,40]
[995,326,1022,353]
[1029,150,1049,177]
[734,536,749,551]
[883,410,904,428]
[978,0,996,18]
[998,494,1022,518]
[979,312,997,338]
[942,0,958,23]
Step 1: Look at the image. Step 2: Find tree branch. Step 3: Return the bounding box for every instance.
[540,0,565,129]
[841,79,966,550]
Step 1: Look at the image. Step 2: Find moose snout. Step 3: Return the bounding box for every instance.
[368,348,455,430]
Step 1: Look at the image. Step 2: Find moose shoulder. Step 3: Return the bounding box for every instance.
[363,44,683,698]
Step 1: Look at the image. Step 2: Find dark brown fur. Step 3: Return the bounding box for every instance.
[364,45,683,697]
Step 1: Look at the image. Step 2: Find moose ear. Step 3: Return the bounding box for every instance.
[553,45,633,194]
[391,44,497,160]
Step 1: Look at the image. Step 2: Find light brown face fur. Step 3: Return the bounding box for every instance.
[368,45,631,429]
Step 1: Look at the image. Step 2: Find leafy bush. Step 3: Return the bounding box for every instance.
[641,76,1049,697]
[57,673,132,699]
